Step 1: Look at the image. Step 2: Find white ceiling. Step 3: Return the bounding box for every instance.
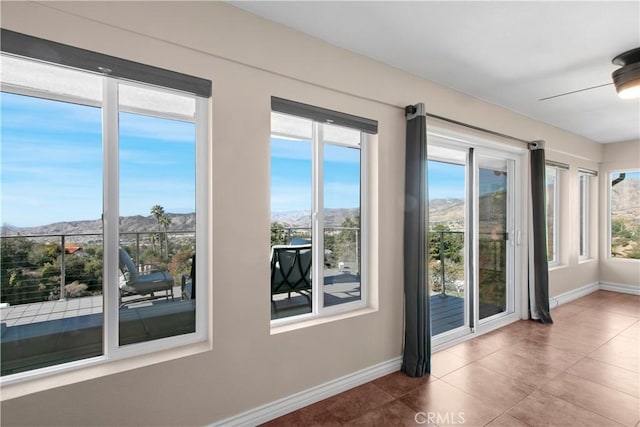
[231,1,640,144]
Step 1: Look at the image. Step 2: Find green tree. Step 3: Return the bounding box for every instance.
[27,243,59,267]
[167,246,194,282]
[83,255,104,294]
[1,236,32,269]
[611,218,636,256]
[7,269,29,304]
[429,224,463,263]
[41,261,59,279]
[270,222,288,246]
[332,216,360,269]
[428,224,464,295]
[1,237,34,304]
[612,219,632,240]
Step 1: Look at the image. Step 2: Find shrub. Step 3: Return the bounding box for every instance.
[65,281,90,298]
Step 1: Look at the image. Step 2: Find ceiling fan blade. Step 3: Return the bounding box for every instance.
[539,83,613,101]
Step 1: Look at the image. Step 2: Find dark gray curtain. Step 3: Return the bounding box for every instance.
[402,104,431,377]
[529,141,553,323]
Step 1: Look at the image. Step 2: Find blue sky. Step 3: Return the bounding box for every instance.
[270,147,508,215]
[428,160,507,199]
[428,160,465,199]
[1,92,195,227]
[612,171,640,181]
[270,137,361,214]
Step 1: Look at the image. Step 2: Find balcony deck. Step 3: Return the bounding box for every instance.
[1,286,502,335]
[0,285,183,328]
[431,293,465,335]
[0,287,195,376]
[430,293,506,335]
[271,270,362,319]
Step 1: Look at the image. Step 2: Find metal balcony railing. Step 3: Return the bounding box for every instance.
[270,225,361,274]
[429,230,465,296]
[0,231,195,305]
[428,230,507,296]
[2,227,504,305]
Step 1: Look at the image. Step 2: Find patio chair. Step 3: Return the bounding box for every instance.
[270,244,312,311]
[118,248,174,305]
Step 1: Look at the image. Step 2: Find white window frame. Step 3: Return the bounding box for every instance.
[1,56,210,384]
[546,166,560,266]
[270,112,369,327]
[426,127,527,348]
[608,169,640,261]
[578,173,590,260]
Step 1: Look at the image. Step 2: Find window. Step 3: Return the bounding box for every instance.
[545,166,559,265]
[610,170,640,259]
[0,33,210,379]
[270,98,376,323]
[578,169,596,260]
[579,173,589,259]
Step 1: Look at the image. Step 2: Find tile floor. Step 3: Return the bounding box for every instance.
[262,290,640,426]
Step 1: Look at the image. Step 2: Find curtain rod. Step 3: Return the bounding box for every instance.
[424,112,532,146]
[404,105,534,146]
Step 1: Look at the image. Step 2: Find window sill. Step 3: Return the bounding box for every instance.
[0,338,211,401]
[578,257,597,265]
[607,257,640,263]
[548,263,565,272]
[270,306,377,335]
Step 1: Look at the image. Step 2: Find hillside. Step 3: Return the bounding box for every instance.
[271,208,360,228]
[4,208,358,236]
[272,200,467,230]
[429,198,464,225]
[5,178,635,238]
[611,176,640,223]
[1,213,196,236]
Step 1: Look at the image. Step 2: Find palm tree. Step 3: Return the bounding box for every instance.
[159,214,172,259]
[151,205,165,224]
[150,205,165,254]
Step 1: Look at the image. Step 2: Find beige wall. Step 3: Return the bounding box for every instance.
[599,140,640,288]
[1,2,606,425]
[546,148,602,298]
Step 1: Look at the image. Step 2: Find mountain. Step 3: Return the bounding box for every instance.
[9,179,634,237]
[429,198,464,225]
[5,207,361,236]
[271,208,360,228]
[272,201,467,230]
[611,176,640,223]
[1,213,196,236]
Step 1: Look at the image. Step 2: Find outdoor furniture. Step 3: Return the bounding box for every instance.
[118,248,174,306]
[288,237,333,268]
[181,254,196,300]
[270,244,312,311]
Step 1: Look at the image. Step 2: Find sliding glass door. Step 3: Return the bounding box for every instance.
[477,154,513,322]
[428,147,468,336]
[429,139,518,344]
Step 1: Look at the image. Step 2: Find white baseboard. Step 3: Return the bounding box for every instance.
[549,282,600,309]
[209,356,403,426]
[599,281,640,295]
[213,281,638,426]
[549,281,640,309]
